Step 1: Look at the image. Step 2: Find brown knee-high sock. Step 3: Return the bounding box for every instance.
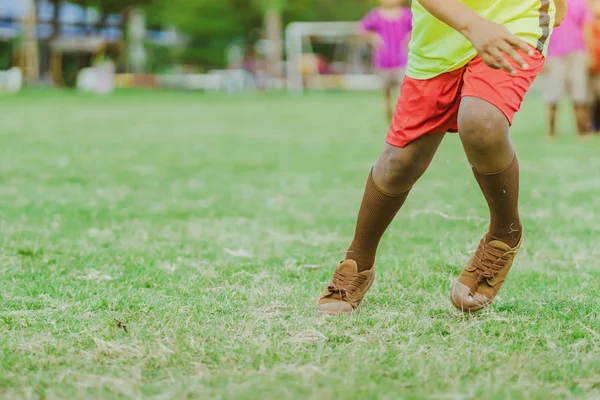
[472,156,522,247]
[346,171,409,272]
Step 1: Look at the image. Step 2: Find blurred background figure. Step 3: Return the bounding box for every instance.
[0,66,22,93]
[359,0,412,120]
[226,31,278,92]
[242,38,260,91]
[589,0,600,133]
[76,56,115,95]
[542,0,595,139]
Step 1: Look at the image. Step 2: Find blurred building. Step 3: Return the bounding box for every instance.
[0,0,181,82]
[0,0,122,41]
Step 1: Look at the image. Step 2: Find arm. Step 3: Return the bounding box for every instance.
[416,0,483,34]
[417,0,533,74]
[554,0,567,27]
[357,25,384,49]
[358,11,384,49]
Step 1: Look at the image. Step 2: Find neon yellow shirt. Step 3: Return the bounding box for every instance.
[407,0,556,79]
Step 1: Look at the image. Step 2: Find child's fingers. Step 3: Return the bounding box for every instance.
[507,35,534,56]
[498,41,528,69]
[488,48,516,75]
[480,52,501,70]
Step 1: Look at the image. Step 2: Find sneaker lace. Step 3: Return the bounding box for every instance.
[326,269,368,302]
[471,241,514,282]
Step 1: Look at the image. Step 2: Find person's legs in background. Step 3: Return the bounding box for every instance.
[380,68,405,121]
[593,75,600,133]
[542,56,567,139]
[382,71,395,121]
[384,82,394,121]
[569,53,592,136]
[548,103,559,139]
[592,100,600,133]
[573,104,590,136]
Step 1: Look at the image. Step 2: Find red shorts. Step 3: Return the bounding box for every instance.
[386,50,545,148]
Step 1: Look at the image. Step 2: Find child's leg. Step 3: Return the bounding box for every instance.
[548,103,558,139]
[542,56,567,138]
[573,104,590,135]
[592,99,599,133]
[351,68,464,272]
[384,85,394,121]
[458,97,521,247]
[318,70,463,314]
[570,53,592,136]
[346,134,445,273]
[592,75,600,133]
[318,134,444,315]
[381,69,404,120]
[594,97,600,133]
[451,51,544,312]
[381,71,398,120]
[452,96,523,312]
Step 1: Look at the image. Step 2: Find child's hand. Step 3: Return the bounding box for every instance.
[462,16,533,75]
[370,34,384,49]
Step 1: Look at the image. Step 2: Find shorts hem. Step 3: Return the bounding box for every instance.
[386,129,455,148]
[461,91,514,126]
[385,137,409,148]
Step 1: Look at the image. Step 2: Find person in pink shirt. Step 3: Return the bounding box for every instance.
[360,0,412,120]
[543,0,595,138]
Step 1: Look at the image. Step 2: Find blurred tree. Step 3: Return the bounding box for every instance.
[69,0,153,14]
[67,0,156,73]
[149,0,373,69]
[69,0,154,32]
[285,0,372,23]
[148,0,262,69]
[49,0,62,40]
[253,0,285,77]
[21,0,40,81]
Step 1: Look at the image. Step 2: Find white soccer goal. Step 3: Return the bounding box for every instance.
[285,21,380,94]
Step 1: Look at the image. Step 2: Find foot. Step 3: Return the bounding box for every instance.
[578,131,589,137]
[450,235,523,313]
[317,260,375,315]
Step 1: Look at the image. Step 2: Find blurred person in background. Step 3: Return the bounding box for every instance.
[359,0,412,120]
[589,0,600,133]
[242,40,260,91]
[543,0,594,139]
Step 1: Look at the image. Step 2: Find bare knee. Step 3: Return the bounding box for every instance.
[373,145,431,193]
[457,98,515,172]
[459,101,509,155]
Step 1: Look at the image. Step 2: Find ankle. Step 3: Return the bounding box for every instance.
[345,250,375,272]
[489,222,523,248]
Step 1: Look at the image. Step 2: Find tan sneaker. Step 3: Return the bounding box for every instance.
[317,260,375,315]
[451,235,523,313]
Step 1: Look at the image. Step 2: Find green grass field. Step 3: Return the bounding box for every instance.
[1,90,600,399]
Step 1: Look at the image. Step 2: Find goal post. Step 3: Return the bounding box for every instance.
[285,21,379,94]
